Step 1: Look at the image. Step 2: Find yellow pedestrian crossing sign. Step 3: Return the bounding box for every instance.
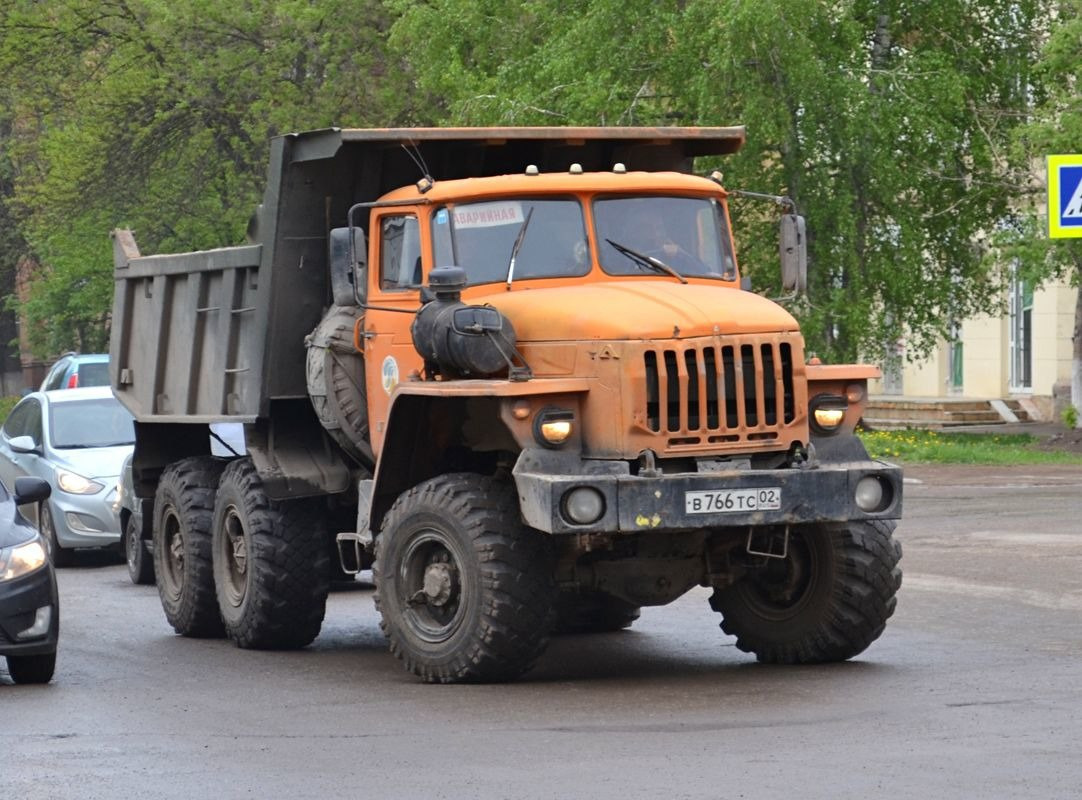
[1048,155,1082,239]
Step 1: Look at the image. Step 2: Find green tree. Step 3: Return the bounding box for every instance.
[0,0,408,356]
[1006,1,1082,424]
[390,0,1046,366]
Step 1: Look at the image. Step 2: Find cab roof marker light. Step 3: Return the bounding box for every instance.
[569,163,583,174]
[613,163,627,174]
[525,165,539,176]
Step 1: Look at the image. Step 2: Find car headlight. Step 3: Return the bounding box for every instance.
[0,538,48,582]
[57,469,105,495]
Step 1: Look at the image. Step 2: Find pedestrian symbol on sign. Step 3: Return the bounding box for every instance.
[1048,155,1082,239]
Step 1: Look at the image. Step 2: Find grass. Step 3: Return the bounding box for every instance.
[858,427,1082,465]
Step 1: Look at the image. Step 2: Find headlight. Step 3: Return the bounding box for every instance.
[0,538,48,582]
[57,469,105,495]
[561,486,605,525]
[534,408,575,447]
[809,394,848,434]
[855,475,890,512]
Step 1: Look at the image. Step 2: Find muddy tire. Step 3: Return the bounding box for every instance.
[554,590,640,634]
[212,458,329,650]
[153,457,226,637]
[374,474,556,683]
[124,513,155,585]
[709,520,902,663]
[6,651,56,684]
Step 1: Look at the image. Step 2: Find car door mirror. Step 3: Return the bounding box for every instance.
[14,476,50,505]
[9,435,40,455]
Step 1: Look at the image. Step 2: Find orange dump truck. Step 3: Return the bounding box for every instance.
[110,127,902,683]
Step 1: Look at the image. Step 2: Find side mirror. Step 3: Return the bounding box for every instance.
[328,226,368,307]
[780,214,808,294]
[14,476,50,505]
[9,435,39,455]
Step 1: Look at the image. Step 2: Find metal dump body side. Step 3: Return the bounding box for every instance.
[110,231,265,421]
[110,126,746,423]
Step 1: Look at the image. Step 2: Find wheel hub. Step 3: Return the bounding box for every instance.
[169,534,184,569]
[231,536,248,576]
[422,562,456,606]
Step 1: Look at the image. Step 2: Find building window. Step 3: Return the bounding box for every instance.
[1008,265,1032,391]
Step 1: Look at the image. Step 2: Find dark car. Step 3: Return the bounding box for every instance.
[39,352,110,392]
[0,476,58,684]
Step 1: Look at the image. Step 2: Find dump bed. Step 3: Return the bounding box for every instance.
[109,126,746,422]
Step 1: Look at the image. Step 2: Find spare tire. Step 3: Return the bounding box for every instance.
[306,305,372,466]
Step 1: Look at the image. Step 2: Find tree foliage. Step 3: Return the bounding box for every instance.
[0,0,1075,370]
[390,0,1048,364]
[0,0,408,356]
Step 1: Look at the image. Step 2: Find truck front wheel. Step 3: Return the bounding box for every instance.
[211,458,330,649]
[373,474,556,683]
[154,457,226,637]
[709,520,902,663]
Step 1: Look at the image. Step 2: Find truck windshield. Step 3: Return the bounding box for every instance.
[593,196,735,280]
[431,198,589,286]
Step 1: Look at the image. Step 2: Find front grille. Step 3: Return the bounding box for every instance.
[643,338,797,442]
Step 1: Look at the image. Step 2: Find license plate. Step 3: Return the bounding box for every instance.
[685,487,782,514]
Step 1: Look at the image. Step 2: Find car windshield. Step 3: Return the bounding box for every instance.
[593,196,736,280]
[431,198,589,286]
[50,398,135,449]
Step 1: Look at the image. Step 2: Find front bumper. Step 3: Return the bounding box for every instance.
[513,449,902,534]
[52,480,122,549]
[0,564,59,658]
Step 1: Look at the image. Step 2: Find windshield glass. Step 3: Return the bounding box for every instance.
[50,398,135,449]
[593,196,736,279]
[431,198,589,286]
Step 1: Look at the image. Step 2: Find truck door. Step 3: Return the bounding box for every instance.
[364,212,426,455]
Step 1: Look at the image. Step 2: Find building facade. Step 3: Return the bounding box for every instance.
[870,276,1077,421]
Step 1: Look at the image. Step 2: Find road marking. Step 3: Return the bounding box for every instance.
[905,573,1082,611]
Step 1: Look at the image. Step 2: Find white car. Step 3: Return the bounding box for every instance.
[0,387,134,565]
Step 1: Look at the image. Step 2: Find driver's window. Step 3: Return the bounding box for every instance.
[380,215,421,291]
[26,402,43,443]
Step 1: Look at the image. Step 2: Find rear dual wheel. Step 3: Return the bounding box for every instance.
[124,514,154,585]
[554,590,640,634]
[211,458,329,650]
[154,458,226,637]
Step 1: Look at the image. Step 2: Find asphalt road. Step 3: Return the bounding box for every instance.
[3,463,1081,799]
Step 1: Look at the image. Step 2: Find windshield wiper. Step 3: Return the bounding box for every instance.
[505,207,535,289]
[605,239,687,284]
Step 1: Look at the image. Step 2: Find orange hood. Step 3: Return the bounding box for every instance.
[475,281,799,342]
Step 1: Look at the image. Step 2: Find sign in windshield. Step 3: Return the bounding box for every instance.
[432,198,589,286]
